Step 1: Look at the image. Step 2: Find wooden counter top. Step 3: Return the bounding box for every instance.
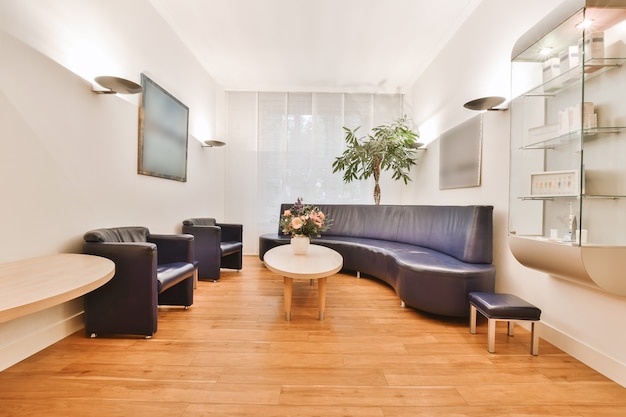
[0,253,115,323]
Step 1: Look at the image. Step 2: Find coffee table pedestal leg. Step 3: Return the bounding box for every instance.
[318,277,327,320]
[283,277,293,321]
[282,276,327,321]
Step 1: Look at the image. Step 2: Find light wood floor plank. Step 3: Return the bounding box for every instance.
[457,382,626,406]
[278,385,467,407]
[184,404,386,417]
[381,405,583,417]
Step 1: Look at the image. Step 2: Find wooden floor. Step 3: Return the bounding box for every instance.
[1,256,625,416]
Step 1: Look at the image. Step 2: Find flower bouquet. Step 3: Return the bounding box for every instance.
[279,198,331,255]
[279,198,331,239]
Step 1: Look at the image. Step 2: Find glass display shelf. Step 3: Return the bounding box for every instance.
[510,234,626,249]
[518,194,626,200]
[523,58,626,97]
[519,127,626,150]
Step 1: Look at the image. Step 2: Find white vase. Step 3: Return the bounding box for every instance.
[290,236,310,255]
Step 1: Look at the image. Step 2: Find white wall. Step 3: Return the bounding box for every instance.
[0,0,224,370]
[407,0,626,387]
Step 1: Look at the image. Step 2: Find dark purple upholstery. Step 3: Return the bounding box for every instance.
[259,204,495,317]
[83,226,195,337]
[182,218,243,280]
[469,292,541,320]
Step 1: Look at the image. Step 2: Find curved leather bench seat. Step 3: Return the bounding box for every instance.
[259,204,496,317]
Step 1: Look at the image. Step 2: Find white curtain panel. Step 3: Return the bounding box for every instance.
[226,91,404,236]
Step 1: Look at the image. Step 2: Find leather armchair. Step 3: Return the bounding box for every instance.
[82,226,195,338]
[182,218,243,281]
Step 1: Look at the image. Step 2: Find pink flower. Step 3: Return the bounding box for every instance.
[283,209,292,217]
[309,212,324,227]
[291,217,304,229]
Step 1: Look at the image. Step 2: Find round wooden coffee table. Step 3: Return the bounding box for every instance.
[263,244,343,320]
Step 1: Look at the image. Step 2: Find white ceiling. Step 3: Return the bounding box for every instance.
[150,0,483,93]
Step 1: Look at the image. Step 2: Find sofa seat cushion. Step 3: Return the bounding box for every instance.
[391,245,494,274]
[317,236,492,275]
[221,241,243,256]
[157,262,196,293]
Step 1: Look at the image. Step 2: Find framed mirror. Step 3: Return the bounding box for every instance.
[138,74,189,182]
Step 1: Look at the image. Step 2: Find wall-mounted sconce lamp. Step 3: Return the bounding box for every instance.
[463,96,507,111]
[201,140,226,148]
[409,142,426,149]
[92,76,143,94]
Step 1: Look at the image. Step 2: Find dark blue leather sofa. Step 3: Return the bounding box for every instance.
[259,204,495,317]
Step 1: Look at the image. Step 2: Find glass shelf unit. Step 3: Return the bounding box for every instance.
[509,1,626,295]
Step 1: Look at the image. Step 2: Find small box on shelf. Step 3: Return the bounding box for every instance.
[559,45,580,82]
[582,32,604,60]
[530,170,578,197]
[542,58,560,83]
[571,102,596,130]
[579,31,605,73]
[559,102,596,135]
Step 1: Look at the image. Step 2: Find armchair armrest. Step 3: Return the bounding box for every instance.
[148,233,194,265]
[82,241,159,337]
[83,242,157,282]
[216,223,243,243]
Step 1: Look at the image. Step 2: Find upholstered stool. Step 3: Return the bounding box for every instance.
[468,292,542,355]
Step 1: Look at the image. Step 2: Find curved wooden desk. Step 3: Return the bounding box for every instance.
[264,244,343,320]
[0,253,115,323]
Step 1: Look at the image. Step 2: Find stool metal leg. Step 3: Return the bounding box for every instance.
[469,305,477,334]
[508,321,515,336]
[487,318,496,353]
[531,321,539,356]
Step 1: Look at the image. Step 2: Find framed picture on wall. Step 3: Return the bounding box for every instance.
[138,73,189,182]
[439,114,483,190]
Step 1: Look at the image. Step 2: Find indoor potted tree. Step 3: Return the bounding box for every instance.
[331,115,422,205]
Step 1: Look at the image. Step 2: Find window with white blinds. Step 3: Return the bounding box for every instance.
[226,91,404,236]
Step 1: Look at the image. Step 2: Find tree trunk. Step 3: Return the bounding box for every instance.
[373,158,381,205]
[373,181,380,205]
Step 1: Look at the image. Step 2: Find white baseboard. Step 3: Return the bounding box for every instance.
[539,322,626,388]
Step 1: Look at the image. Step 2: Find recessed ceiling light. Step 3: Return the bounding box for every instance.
[539,46,553,56]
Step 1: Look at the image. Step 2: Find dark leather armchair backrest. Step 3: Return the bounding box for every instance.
[182,218,216,227]
[84,226,150,243]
